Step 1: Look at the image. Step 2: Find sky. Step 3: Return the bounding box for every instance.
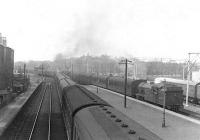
[0,0,200,62]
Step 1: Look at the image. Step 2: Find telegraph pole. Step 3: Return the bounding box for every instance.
[71,64,73,80]
[42,64,44,81]
[186,52,200,106]
[24,64,26,91]
[162,79,166,128]
[24,64,26,77]
[125,59,128,108]
[186,54,190,106]
[119,58,132,108]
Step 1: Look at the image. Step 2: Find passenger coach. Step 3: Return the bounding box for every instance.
[56,72,162,140]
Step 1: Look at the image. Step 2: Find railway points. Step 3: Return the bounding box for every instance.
[84,85,200,140]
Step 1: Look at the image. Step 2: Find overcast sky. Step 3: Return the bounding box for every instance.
[0,0,200,61]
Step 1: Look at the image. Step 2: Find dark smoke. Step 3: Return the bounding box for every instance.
[63,10,111,57]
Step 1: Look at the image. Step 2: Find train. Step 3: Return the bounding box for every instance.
[56,72,162,140]
[12,73,30,93]
[155,77,200,104]
[71,73,184,111]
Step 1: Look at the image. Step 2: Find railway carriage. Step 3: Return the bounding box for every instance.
[56,72,75,91]
[56,73,162,140]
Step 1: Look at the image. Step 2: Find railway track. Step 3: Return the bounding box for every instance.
[179,109,200,120]
[28,82,50,140]
[0,78,67,140]
[50,79,67,140]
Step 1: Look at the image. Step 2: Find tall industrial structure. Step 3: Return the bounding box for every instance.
[0,33,14,89]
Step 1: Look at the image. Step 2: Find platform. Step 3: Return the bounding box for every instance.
[0,74,41,136]
[84,85,200,140]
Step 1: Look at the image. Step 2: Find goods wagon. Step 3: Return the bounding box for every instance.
[108,76,132,96]
[72,73,184,111]
[12,73,30,93]
[96,75,108,88]
[72,73,92,85]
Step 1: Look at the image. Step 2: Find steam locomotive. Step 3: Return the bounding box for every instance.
[155,77,200,104]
